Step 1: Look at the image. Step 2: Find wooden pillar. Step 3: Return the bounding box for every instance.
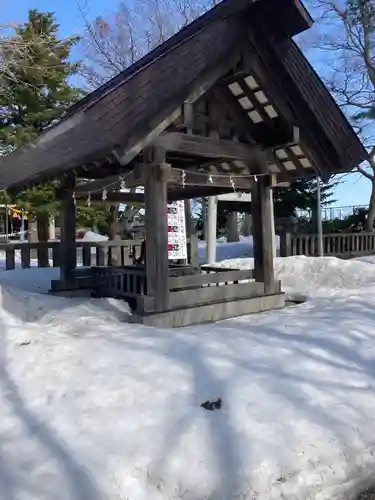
[144,154,170,311]
[316,177,324,257]
[269,188,277,260]
[60,174,77,287]
[251,175,275,294]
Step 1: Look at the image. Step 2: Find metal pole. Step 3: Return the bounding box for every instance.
[5,204,9,243]
[207,196,217,264]
[20,210,25,242]
[316,177,324,257]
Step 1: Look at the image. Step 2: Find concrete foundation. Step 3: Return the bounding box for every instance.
[131,292,286,328]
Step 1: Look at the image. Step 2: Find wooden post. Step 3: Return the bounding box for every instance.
[60,174,77,288]
[269,189,277,260]
[251,175,275,294]
[316,177,324,257]
[207,196,217,264]
[279,232,292,257]
[144,152,170,311]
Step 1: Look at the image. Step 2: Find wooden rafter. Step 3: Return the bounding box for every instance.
[243,34,328,179]
[214,85,298,178]
[153,132,266,167]
[284,146,307,175]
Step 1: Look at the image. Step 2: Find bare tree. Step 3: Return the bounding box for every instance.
[79,0,217,88]
[302,0,375,229]
[79,0,222,239]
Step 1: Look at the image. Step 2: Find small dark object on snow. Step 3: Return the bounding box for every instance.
[201,398,222,411]
[358,489,375,499]
[19,341,31,347]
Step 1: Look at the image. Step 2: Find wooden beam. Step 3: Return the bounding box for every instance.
[74,191,145,203]
[217,192,252,202]
[79,186,237,203]
[116,108,182,166]
[114,51,244,167]
[75,166,254,194]
[184,101,194,134]
[59,173,77,287]
[153,132,266,167]
[144,162,170,311]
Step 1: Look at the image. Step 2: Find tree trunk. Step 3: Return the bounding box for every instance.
[36,212,50,241]
[28,218,38,243]
[36,212,50,267]
[226,212,240,242]
[108,205,121,265]
[365,180,375,232]
[49,216,56,240]
[107,205,120,240]
[241,214,252,236]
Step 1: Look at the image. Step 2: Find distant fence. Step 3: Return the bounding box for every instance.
[280,232,375,258]
[0,240,142,270]
[296,204,368,221]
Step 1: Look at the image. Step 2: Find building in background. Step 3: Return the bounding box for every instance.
[0,205,28,239]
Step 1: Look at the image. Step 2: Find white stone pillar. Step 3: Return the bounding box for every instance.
[206,196,218,264]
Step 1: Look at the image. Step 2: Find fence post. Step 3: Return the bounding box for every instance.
[5,247,15,270]
[279,232,292,257]
[21,246,31,268]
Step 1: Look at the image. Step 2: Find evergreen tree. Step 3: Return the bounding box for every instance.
[0,10,81,145]
[273,178,336,220]
[0,10,82,249]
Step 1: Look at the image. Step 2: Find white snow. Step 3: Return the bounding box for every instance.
[1,250,375,498]
[79,230,109,242]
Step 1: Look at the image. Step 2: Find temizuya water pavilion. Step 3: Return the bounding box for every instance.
[0,0,366,327]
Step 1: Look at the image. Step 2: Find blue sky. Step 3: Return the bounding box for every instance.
[1,0,371,209]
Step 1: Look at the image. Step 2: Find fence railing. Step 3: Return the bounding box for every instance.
[0,240,142,270]
[280,232,375,258]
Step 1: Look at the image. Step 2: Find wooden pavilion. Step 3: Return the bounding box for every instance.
[0,0,367,327]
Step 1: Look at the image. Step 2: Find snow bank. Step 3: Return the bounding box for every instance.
[79,230,108,242]
[217,255,375,301]
[1,256,375,499]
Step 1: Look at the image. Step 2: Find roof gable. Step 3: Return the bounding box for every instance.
[0,0,365,192]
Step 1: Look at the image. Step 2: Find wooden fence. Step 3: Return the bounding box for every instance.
[280,232,375,258]
[0,240,142,270]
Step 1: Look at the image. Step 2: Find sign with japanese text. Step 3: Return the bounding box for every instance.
[167,201,187,260]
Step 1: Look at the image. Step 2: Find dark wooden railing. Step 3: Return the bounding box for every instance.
[280,232,375,258]
[0,240,142,270]
[88,264,268,313]
[92,266,147,298]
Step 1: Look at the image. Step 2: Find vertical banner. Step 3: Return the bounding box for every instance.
[167,200,187,260]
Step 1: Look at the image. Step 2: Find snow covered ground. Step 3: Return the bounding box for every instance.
[2,248,375,498]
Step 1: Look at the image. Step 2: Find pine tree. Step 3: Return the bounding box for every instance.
[0,10,81,145]
[273,178,336,220]
[0,10,82,251]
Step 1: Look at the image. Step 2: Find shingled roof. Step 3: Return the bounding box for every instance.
[0,0,367,192]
